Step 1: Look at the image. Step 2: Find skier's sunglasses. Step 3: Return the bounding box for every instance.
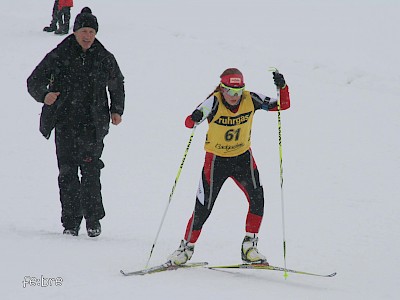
[220,83,245,97]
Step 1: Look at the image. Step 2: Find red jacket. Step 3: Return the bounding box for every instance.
[58,0,73,10]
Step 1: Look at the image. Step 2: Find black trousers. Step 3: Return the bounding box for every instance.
[55,124,105,230]
[49,0,59,26]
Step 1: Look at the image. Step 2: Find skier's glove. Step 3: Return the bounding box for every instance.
[185,109,203,128]
[191,109,203,122]
[273,72,286,89]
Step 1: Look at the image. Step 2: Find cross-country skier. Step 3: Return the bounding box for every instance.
[168,68,290,265]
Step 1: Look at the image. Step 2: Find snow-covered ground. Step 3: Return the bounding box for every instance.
[2,0,399,299]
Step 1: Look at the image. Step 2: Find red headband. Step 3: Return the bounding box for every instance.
[220,74,244,88]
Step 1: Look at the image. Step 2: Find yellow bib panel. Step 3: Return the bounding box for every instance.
[204,91,254,157]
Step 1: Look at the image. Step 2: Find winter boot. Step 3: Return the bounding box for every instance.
[168,240,195,265]
[54,22,69,35]
[86,220,101,237]
[54,25,68,35]
[63,226,80,236]
[241,233,268,264]
[43,23,57,32]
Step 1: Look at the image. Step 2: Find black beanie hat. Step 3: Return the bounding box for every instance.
[73,7,99,32]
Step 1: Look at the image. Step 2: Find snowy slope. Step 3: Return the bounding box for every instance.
[1,0,399,299]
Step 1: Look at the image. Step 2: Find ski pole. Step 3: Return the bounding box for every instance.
[145,125,197,268]
[269,67,288,279]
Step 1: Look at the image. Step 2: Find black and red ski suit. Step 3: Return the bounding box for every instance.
[183,86,290,243]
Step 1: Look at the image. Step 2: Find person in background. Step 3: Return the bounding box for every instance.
[43,0,73,35]
[28,7,125,237]
[168,68,290,265]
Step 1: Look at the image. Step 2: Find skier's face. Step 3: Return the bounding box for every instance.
[74,28,97,51]
[221,87,242,106]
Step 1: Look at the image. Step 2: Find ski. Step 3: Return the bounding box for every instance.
[207,263,336,278]
[120,261,208,276]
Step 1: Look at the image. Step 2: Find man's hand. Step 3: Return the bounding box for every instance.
[44,92,60,105]
[111,113,122,125]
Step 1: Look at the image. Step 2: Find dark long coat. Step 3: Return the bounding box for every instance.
[27,34,125,140]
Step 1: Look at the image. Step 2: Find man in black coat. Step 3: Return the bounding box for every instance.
[27,7,125,237]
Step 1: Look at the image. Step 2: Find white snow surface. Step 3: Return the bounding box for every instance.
[1,0,399,299]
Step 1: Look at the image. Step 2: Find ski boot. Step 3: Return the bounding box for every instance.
[168,240,195,265]
[241,233,268,264]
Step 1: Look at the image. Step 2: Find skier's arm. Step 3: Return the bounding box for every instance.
[267,85,290,111]
[251,71,291,111]
[185,96,216,128]
[268,72,290,111]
